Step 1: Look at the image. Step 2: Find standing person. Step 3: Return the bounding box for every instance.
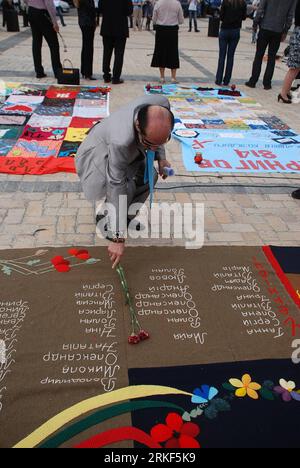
[245,0,297,91]
[251,0,260,44]
[76,95,174,268]
[188,0,199,32]
[20,0,29,27]
[215,0,247,86]
[99,0,133,85]
[278,0,300,103]
[24,0,62,79]
[75,0,96,80]
[132,0,143,31]
[144,0,153,30]
[54,0,66,27]
[2,0,14,28]
[151,0,184,84]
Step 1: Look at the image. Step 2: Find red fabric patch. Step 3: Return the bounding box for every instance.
[4,104,33,113]
[0,156,76,175]
[70,117,99,128]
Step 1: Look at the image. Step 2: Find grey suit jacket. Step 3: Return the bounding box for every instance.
[76,95,171,211]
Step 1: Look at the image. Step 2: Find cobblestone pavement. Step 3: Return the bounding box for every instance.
[0,13,299,249]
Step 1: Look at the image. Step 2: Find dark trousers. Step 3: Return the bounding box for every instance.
[189,11,198,31]
[216,28,240,85]
[56,7,65,27]
[102,36,127,81]
[249,28,282,87]
[28,7,62,77]
[80,25,95,78]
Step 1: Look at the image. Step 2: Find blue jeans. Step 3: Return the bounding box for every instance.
[216,28,240,85]
[189,11,198,31]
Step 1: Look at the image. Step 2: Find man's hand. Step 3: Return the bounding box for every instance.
[54,24,59,33]
[158,160,171,180]
[108,242,125,269]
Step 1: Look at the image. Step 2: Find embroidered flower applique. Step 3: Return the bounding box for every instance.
[229,374,261,400]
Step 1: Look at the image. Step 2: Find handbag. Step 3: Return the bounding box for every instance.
[57,59,80,86]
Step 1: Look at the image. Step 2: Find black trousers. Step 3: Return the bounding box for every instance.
[102,36,127,81]
[249,28,282,87]
[80,25,95,78]
[28,7,62,77]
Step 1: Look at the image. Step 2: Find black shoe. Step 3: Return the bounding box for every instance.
[36,73,47,79]
[195,30,200,32]
[215,81,222,86]
[292,189,300,200]
[245,81,256,88]
[84,76,97,81]
[264,85,272,90]
[112,78,124,85]
[104,78,111,84]
[277,94,291,104]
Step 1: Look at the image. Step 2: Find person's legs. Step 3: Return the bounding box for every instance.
[223,29,240,85]
[263,31,282,88]
[189,11,192,31]
[281,68,300,100]
[112,37,126,82]
[42,16,62,78]
[171,68,178,82]
[102,36,114,82]
[216,29,228,85]
[133,8,138,31]
[193,11,198,32]
[247,29,269,86]
[137,8,143,31]
[159,67,166,82]
[28,9,44,76]
[56,7,65,27]
[84,26,95,78]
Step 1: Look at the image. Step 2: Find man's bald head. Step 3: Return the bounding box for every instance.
[136,105,174,147]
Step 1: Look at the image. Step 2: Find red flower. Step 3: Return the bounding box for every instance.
[151,413,200,449]
[68,248,91,261]
[51,256,70,273]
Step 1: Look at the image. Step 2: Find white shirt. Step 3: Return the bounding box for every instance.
[153,0,184,26]
[189,0,198,12]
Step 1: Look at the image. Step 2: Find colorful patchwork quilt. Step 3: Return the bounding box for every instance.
[0,82,110,175]
[145,84,300,174]
[0,246,299,448]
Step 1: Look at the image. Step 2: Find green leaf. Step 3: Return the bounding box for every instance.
[1,266,12,276]
[222,382,236,392]
[213,399,231,412]
[182,412,191,422]
[204,405,218,420]
[263,380,275,390]
[26,260,41,266]
[85,258,98,265]
[259,387,275,401]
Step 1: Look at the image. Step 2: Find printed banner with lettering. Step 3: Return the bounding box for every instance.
[0,82,110,175]
[0,246,299,448]
[145,84,300,174]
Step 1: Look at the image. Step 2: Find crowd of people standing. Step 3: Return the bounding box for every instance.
[1,0,300,105]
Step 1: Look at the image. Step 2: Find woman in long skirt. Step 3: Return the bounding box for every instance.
[151,0,184,83]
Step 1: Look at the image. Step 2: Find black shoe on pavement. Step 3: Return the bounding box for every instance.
[36,73,47,79]
[264,85,272,90]
[245,81,256,88]
[292,189,300,200]
[112,79,124,85]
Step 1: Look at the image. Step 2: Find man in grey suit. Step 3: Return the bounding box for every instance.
[76,95,174,268]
